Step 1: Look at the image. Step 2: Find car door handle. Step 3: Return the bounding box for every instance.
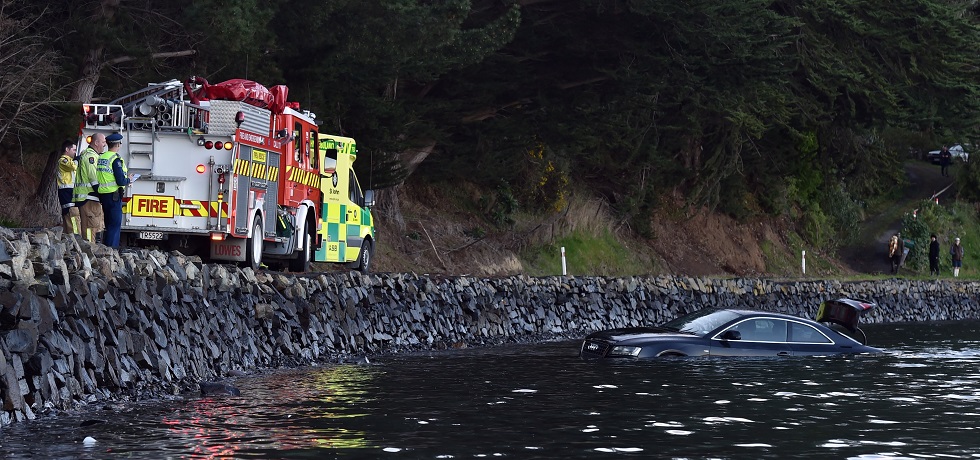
[777,351,791,357]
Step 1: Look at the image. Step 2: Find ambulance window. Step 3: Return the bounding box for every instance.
[349,170,363,207]
[293,123,302,163]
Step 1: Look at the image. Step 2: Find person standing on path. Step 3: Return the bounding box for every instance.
[950,237,965,277]
[940,146,953,177]
[73,133,106,243]
[889,233,902,274]
[96,132,131,248]
[929,234,941,276]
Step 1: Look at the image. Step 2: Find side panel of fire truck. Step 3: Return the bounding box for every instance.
[316,134,375,271]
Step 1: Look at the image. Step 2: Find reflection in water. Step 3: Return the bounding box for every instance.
[3,321,980,458]
[163,365,381,454]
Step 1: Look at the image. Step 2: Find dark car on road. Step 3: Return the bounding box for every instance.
[580,298,880,359]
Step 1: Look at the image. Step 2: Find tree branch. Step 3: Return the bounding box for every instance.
[106,49,196,65]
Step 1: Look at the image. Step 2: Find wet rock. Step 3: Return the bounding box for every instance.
[200,381,241,396]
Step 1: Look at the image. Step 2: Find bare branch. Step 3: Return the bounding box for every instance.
[106,49,197,65]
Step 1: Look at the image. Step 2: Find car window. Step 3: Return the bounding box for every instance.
[788,322,833,344]
[723,318,788,342]
[660,308,742,336]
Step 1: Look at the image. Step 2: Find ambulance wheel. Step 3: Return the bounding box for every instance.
[245,216,263,270]
[351,240,372,273]
[289,232,312,273]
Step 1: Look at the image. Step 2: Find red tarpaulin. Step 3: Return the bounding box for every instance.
[185,77,289,114]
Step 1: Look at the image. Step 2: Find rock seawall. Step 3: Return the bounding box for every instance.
[1,228,979,426]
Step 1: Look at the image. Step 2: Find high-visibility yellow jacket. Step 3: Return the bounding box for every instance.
[57,155,77,190]
[96,150,128,195]
[73,147,101,203]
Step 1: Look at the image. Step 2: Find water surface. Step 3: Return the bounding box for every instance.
[3,321,980,459]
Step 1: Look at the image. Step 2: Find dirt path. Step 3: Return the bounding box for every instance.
[838,160,953,274]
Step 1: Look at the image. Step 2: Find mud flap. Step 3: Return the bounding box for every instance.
[210,237,248,262]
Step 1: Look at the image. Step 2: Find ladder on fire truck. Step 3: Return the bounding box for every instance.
[124,117,156,172]
[111,79,186,173]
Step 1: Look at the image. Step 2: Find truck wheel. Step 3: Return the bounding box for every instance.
[288,232,311,273]
[353,240,372,273]
[245,216,263,270]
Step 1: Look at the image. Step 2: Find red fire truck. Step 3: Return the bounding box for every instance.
[80,77,376,272]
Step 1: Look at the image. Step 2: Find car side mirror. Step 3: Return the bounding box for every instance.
[364,189,375,207]
[720,330,741,341]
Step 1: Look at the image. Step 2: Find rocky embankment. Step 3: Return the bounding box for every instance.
[2,227,980,427]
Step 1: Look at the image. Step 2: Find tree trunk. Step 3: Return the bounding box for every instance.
[69,46,104,103]
[31,148,62,225]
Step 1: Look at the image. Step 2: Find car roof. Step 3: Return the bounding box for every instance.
[721,309,818,323]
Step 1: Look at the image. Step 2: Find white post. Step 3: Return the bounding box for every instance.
[561,246,567,276]
[802,250,806,275]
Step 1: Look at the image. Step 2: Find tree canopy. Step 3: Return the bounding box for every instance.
[3,0,979,245]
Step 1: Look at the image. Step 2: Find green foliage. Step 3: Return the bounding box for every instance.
[760,240,797,275]
[6,0,980,252]
[479,180,518,226]
[716,174,754,222]
[180,0,281,82]
[522,142,569,214]
[820,183,864,248]
[521,230,650,277]
[904,200,980,277]
[955,156,980,202]
[901,211,931,272]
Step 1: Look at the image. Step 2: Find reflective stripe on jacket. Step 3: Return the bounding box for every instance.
[73,148,101,202]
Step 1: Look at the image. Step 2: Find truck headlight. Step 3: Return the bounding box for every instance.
[608,346,641,357]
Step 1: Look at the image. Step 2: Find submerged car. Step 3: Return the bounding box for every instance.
[580,298,880,359]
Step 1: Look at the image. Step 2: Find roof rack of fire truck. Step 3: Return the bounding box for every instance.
[109,79,185,117]
[104,79,206,132]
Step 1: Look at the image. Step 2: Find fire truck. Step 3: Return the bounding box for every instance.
[79,77,376,272]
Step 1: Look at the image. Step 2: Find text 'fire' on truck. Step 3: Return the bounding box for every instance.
[79,77,376,272]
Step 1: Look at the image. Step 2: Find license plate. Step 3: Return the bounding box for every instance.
[138,231,164,240]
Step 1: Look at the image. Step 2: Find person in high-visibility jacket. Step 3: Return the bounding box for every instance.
[73,133,106,243]
[56,140,80,234]
[96,132,131,248]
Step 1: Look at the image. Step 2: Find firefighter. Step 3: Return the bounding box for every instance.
[56,140,80,234]
[96,132,131,248]
[73,133,106,243]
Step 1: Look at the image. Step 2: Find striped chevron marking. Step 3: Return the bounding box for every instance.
[286,166,320,188]
[124,197,229,218]
[234,158,279,181]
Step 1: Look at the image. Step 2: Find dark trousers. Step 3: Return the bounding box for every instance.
[930,257,940,276]
[100,192,123,248]
[941,163,950,176]
[891,254,902,273]
[58,189,74,215]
